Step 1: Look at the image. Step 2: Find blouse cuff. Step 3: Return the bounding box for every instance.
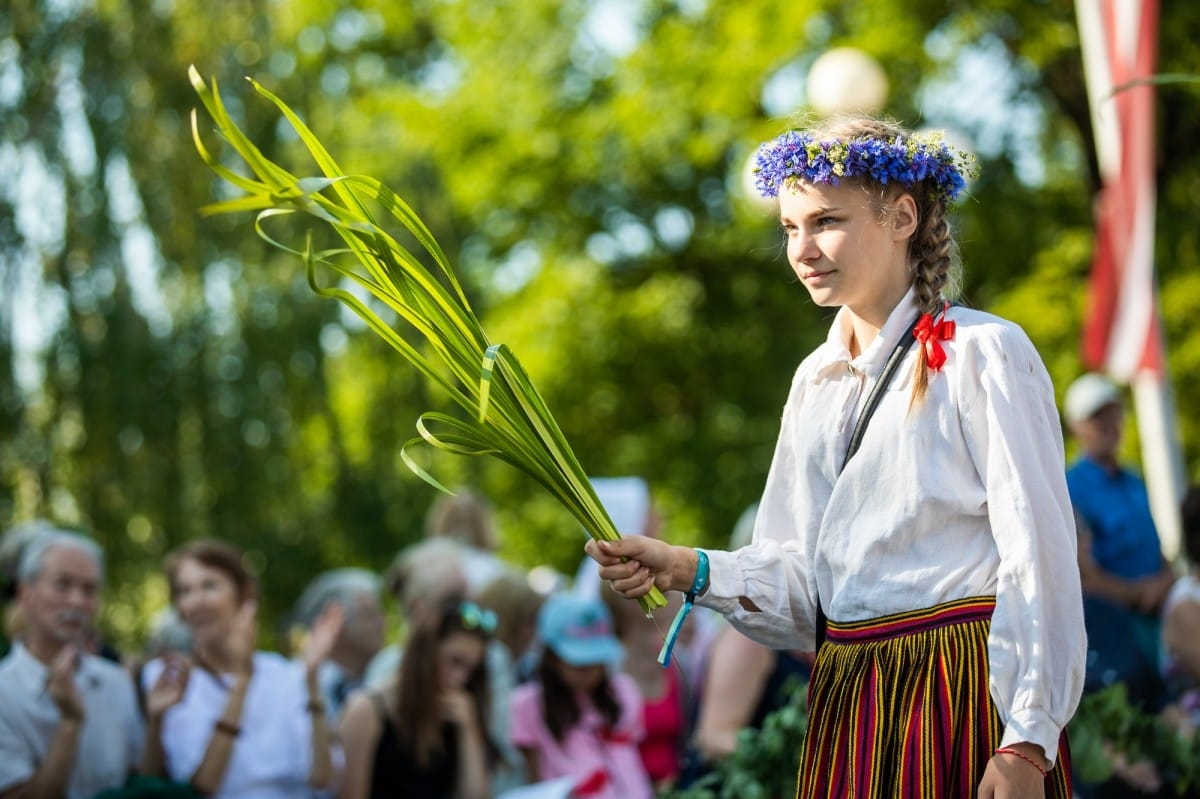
[694,549,749,615]
[1000,709,1062,767]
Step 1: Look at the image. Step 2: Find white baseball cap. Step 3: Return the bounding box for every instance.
[1064,373,1122,425]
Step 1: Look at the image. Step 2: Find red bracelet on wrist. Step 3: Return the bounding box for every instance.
[995,746,1048,777]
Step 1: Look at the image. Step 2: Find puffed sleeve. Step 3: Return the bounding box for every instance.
[959,323,1086,763]
[697,368,820,651]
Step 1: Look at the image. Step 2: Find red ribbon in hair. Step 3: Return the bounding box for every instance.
[913,301,955,372]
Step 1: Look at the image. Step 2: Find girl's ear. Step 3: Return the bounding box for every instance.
[891,193,919,241]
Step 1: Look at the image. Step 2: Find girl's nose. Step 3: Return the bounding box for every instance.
[790,229,819,264]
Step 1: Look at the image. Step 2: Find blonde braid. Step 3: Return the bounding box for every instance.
[908,194,960,407]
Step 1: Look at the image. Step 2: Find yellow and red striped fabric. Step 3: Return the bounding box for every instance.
[796,597,1071,798]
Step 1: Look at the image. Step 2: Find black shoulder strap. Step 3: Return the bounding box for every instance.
[816,312,922,651]
[839,313,922,473]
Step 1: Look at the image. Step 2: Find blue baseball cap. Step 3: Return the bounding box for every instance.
[538,592,624,667]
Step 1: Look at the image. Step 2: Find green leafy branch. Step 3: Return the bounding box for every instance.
[1068,683,1200,792]
[187,66,666,613]
[660,679,809,799]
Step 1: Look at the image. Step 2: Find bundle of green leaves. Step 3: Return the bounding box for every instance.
[188,66,666,613]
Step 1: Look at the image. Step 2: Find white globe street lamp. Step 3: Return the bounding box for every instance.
[805,47,889,116]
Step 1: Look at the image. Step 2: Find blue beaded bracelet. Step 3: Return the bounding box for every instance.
[657,549,709,667]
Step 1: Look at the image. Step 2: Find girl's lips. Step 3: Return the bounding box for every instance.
[803,270,834,281]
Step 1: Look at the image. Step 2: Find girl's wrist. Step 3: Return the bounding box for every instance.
[675,546,699,593]
[677,547,709,596]
[995,743,1050,775]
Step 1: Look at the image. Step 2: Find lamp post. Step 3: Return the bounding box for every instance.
[738,46,890,211]
[805,46,889,116]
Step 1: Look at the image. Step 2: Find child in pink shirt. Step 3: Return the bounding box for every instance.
[508,593,652,799]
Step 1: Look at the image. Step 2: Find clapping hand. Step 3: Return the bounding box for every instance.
[228,600,259,678]
[145,654,190,719]
[301,601,345,673]
[46,645,85,724]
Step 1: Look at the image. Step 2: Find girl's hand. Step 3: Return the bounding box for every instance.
[439,689,476,729]
[146,654,190,719]
[584,538,697,597]
[228,600,258,677]
[301,602,345,673]
[977,747,1048,799]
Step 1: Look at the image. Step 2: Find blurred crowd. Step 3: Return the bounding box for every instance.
[2,374,1200,799]
[0,477,807,799]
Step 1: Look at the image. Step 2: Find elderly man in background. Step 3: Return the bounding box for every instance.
[293,567,386,721]
[0,525,142,799]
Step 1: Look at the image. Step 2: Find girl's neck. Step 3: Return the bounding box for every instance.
[846,316,882,359]
[845,283,912,358]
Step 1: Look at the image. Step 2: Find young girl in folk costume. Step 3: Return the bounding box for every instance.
[588,116,1086,798]
[509,592,653,799]
[338,598,496,799]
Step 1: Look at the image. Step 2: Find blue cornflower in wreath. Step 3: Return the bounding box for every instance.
[753,130,978,202]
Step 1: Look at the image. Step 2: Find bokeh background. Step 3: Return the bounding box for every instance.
[2,0,1198,647]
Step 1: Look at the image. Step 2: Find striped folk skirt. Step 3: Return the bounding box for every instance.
[796,597,1072,799]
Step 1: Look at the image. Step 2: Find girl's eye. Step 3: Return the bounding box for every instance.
[816,216,838,226]
[780,223,797,235]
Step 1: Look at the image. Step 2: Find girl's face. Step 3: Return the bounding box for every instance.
[554,659,607,694]
[438,631,486,691]
[779,180,915,326]
[173,558,242,646]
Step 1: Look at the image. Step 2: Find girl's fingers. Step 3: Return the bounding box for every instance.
[609,567,654,597]
[596,558,644,582]
[584,538,624,565]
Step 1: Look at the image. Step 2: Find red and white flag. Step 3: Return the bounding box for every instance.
[1075,0,1161,379]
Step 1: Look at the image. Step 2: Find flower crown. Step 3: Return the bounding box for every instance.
[752,130,978,202]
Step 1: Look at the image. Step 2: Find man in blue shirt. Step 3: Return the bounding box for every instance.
[1065,373,1176,673]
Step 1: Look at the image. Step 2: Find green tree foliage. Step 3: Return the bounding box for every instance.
[2,0,1198,646]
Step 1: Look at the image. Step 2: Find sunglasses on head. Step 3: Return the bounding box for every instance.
[458,601,497,634]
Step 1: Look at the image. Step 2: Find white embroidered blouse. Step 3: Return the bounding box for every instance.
[697,289,1086,761]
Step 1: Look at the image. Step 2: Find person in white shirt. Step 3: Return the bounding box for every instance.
[139,539,342,799]
[0,526,143,799]
[587,116,1086,799]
